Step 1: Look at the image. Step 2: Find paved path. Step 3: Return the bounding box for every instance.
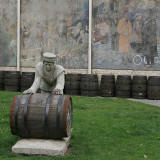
[128,99,160,107]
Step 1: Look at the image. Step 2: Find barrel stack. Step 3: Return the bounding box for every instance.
[0,71,4,90]
[64,74,81,96]
[81,74,99,97]
[100,75,115,97]
[20,72,35,92]
[10,94,73,139]
[4,71,20,92]
[147,76,160,100]
[132,76,147,99]
[116,75,132,98]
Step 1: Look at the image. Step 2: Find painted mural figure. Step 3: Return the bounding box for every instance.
[68,22,83,43]
[56,18,67,41]
[109,11,119,51]
[109,0,119,51]
[142,9,157,65]
[93,15,112,51]
[41,22,55,52]
[117,12,132,54]
[77,29,88,45]
[95,18,110,43]
[131,13,143,53]
[8,39,17,66]
[156,10,160,55]
[21,23,30,49]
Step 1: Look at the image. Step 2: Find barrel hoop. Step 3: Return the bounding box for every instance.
[56,96,64,132]
[69,97,73,126]
[69,97,73,131]
[45,94,52,137]
[10,96,17,134]
[63,96,72,136]
[14,95,21,133]
[24,94,32,135]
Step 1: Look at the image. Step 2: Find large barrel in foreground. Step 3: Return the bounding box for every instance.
[10,94,72,139]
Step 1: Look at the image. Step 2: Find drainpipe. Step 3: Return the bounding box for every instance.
[17,0,21,71]
[88,0,92,74]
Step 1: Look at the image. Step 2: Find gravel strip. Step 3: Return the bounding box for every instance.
[128,98,160,107]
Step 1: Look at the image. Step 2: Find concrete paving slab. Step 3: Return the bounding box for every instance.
[12,137,70,156]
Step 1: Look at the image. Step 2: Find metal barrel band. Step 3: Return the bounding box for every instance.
[45,94,52,138]
[63,96,72,137]
[24,94,32,137]
[14,95,21,133]
[70,96,73,124]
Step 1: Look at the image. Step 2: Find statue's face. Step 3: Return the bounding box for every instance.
[43,61,55,72]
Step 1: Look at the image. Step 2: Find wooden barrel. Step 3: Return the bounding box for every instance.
[116,75,131,98]
[147,76,160,100]
[10,93,73,139]
[64,90,80,96]
[100,75,115,97]
[0,71,4,90]
[21,72,35,92]
[64,74,81,96]
[81,74,99,97]
[4,71,20,92]
[132,76,147,99]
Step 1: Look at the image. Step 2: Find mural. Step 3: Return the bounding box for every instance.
[21,0,89,69]
[0,0,17,67]
[92,0,160,70]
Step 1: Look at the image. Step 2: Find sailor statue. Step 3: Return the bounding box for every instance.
[23,52,65,95]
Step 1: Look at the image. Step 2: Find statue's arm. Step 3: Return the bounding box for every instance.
[23,71,41,94]
[30,71,41,93]
[53,71,65,94]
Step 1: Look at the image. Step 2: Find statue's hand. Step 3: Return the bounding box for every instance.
[23,88,33,94]
[52,89,62,95]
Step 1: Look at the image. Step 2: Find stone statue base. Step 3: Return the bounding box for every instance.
[12,136,71,156]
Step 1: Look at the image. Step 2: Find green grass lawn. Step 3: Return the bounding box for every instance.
[0,91,160,160]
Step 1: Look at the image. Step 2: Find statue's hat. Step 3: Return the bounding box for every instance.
[42,52,56,63]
